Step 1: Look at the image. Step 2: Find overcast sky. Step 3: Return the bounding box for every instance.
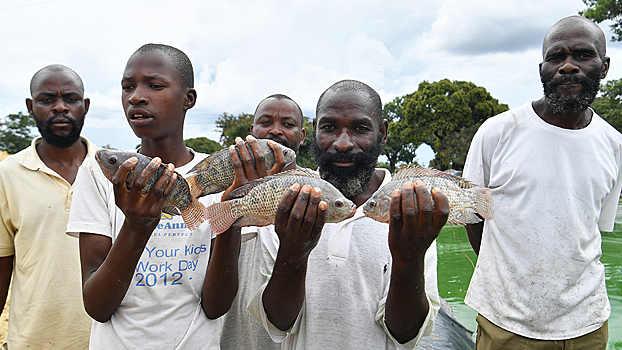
[1,0,620,164]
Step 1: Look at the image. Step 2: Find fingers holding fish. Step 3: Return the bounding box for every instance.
[388,180,449,262]
[95,149,209,231]
[110,156,139,188]
[266,139,288,176]
[274,183,326,261]
[430,187,450,231]
[246,135,268,179]
[235,137,259,182]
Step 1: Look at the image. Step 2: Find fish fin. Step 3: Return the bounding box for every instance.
[186,175,205,199]
[474,187,493,220]
[163,205,181,216]
[206,200,239,235]
[189,154,215,174]
[233,216,273,228]
[394,167,476,188]
[180,199,208,231]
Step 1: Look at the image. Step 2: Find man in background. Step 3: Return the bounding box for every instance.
[463,15,620,349]
[0,64,95,349]
[220,93,305,350]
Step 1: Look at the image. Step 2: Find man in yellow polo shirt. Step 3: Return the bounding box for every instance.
[0,65,95,349]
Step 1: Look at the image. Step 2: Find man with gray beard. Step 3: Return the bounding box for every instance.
[248,79,449,349]
[0,65,95,349]
[463,15,620,349]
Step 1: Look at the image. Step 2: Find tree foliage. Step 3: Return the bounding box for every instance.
[402,79,509,170]
[215,112,254,146]
[185,137,223,154]
[382,97,420,173]
[581,0,622,41]
[0,112,36,154]
[591,78,622,131]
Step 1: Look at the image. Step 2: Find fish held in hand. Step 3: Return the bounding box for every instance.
[95,149,208,231]
[186,139,296,198]
[205,168,357,234]
[363,167,492,226]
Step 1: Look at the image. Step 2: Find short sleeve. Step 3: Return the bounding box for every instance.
[66,157,115,238]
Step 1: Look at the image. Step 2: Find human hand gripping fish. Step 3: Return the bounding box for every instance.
[96,149,208,231]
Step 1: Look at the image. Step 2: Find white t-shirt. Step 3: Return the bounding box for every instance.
[67,150,222,350]
[463,103,622,340]
[248,169,441,350]
[220,231,281,350]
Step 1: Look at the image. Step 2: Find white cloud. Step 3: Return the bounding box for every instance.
[0,0,617,154]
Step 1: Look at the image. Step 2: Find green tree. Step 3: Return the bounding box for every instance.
[581,0,622,41]
[402,79,509,170]
[215,112,254,146]
[0,112,36,154]
[382,96,420,173]
[185,137,223,154]
[296,120,316,170]
[591,78,622,131]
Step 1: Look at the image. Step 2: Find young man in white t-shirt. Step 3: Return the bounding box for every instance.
[67,44,239,349]
[463,15,621,349]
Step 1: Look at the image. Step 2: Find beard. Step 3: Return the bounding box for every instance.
[36,114,85,148]
[311,132,383,198]
[542,66,602,114]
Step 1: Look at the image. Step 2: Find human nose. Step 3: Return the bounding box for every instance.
[333,130,354,152]
[52,99,69,114]
[558,57,580,74]
[127,85,148,105]
[269,124,284,136]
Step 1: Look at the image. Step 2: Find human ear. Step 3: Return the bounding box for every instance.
[184,89,197,110]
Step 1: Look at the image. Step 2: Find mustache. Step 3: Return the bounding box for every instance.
[266,135,290,148]
[45,114,77,125]
[546,74,591,87]
[319,150,372,164]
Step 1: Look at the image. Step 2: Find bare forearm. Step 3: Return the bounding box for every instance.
[385,257,429,345]
[81,224,151,322]
[202,226,241,319]
[466,222,484,255]
[262,254,308,331]
[0,256,13,309]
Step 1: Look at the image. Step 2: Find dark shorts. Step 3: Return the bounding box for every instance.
[475,314,608,350]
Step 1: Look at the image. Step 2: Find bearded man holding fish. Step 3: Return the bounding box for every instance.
[66,44,243,349]
[0,65,95,349]
[244,80,450,349]
[463,15,622,349]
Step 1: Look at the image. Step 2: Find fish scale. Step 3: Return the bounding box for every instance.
[363,167,493,226]
[206,169,357,234]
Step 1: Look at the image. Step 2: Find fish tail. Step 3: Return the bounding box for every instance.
[474,187,493,220]
[180,198,209,231]
[206,200,239,235]
[186,175,205,199]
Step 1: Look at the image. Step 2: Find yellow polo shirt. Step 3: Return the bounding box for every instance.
[0,137,96,349]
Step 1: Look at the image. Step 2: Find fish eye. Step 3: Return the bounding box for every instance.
[335,199,343,207]
[109,156,117,164]
[368,200,376,208]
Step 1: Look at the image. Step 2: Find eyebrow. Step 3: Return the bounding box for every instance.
[121,74,172,83]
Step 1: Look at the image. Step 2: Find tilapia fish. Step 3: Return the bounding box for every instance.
[95,149,207,231]
[205,168,357,234]
[186,139,296,198]
[363,167,492,226]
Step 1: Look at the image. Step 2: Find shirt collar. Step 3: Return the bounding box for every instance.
[19,136,97,171]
